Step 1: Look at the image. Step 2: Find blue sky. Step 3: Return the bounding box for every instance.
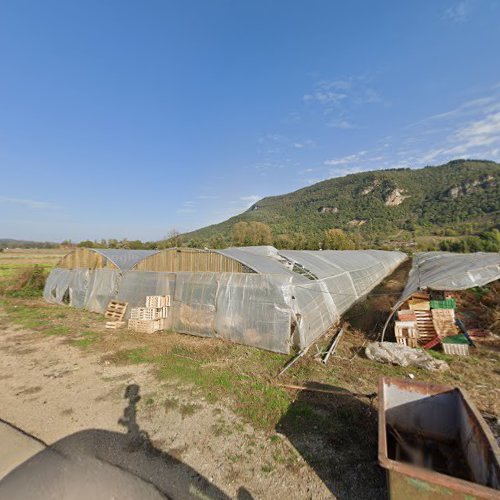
[1,0,500,242]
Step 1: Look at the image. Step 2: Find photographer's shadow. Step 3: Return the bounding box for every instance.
[0,384,251,499]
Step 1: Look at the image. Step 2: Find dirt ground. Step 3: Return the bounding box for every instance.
[0,308,336,499]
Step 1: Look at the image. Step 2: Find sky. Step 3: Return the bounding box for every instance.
[1,0,500,242]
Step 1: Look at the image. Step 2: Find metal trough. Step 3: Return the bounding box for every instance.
[378,377,500,499]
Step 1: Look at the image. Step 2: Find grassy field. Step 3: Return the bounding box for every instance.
[0,248,66,287]
[0,249,499,493]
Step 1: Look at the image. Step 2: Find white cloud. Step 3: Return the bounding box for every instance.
[0,196,57,209]
[293,139,315,149]
[444,1,471,22]
[324,151,367,166]
[327,118,356,129]
[419,109,500,163]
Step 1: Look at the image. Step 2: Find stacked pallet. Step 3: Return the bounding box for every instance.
[128,295,171,333]
[431,309,458,337]
[397,310,417,322]
[394,310,419,347]
[413,310,436,344]
[394,321,419,348]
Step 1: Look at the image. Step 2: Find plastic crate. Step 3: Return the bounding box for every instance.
[430,299,456,309]
[408,298,430,311]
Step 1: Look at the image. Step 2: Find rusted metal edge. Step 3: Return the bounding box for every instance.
[378,376,500,499]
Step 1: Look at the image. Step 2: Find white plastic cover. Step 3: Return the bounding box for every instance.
[43,247,407,353]
[401,252,500,298]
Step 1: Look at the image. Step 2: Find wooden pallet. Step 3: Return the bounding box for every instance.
[397,309,417,322]
[423,336,441,350]
[394,320,419,348]
[104,300,128,321]
[414,310,436,342]
[105,321,127,330]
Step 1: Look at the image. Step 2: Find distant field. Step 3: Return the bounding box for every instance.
[0,248,66,286]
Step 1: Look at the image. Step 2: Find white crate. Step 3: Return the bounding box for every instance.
[442,343,469,356]
[130,307,168,320]
[146,295,171,308]
[128,318,168,333]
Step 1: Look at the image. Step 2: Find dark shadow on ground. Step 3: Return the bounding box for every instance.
[276,381,385,499]
[0,384,251,499]
[344,260,411,340]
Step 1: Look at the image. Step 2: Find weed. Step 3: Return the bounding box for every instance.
[211,418,233,437]
[164,397,179,411]
[261,463,273,474]
[180,403,199,418]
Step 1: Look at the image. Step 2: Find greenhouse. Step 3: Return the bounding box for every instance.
[44,246,406,353]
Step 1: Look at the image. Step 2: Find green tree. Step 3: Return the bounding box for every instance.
[322,229,356,250]
[232,222,272,246]
[78,240,95,248]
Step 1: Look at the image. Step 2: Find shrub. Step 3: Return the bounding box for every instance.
[3,265,48,298]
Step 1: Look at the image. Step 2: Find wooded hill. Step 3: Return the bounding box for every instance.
[182,160,500,249]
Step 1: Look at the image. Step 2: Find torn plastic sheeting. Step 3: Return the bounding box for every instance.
[217,247,300,277]
[85,269,121,313]
[402,252,500,299]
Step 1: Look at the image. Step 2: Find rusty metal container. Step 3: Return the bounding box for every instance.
[378,377,500,499]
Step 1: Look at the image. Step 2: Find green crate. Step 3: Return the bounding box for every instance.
[442,334,468,344]
[430,299,456,309]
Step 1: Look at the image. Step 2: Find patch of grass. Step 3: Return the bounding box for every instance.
[123,348,150,364]
[156,353,291,428]
[42,325,70,336]
[428,350,454,363]
[73,331,99,348]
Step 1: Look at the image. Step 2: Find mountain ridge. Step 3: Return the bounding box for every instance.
[182,159,500,248]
